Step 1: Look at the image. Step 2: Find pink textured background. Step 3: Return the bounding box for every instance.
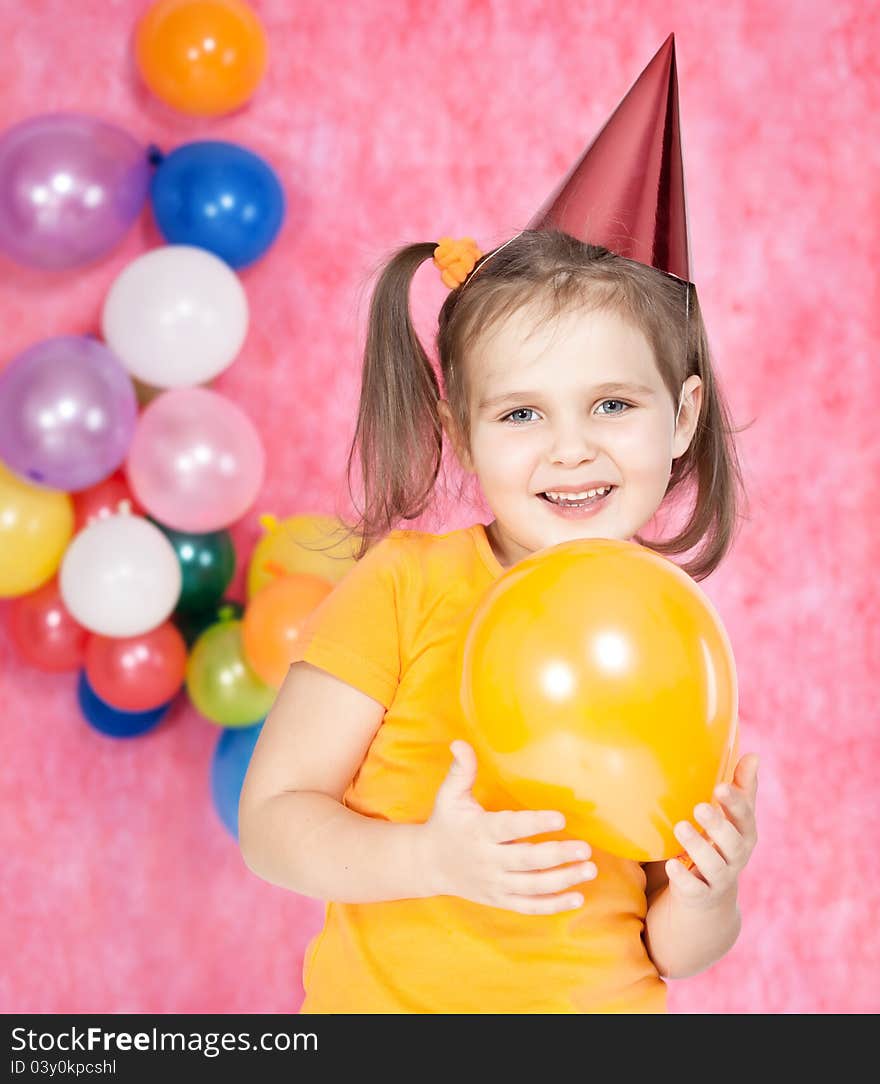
[1,1,878,1014]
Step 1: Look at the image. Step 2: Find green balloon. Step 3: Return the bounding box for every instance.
[186,620,276,726]
[153,521,236,617]
[175,599,243,648]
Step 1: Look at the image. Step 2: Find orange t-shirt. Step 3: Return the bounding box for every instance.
[286,523,667,1013]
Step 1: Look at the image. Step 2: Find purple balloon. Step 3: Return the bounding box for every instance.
[0,113,152,270]
[0,336,138,491]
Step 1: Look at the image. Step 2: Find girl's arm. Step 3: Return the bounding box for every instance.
[641,756,759,978]
[238,661,433,903]
[642,872,741,979]
[238,661,595,914]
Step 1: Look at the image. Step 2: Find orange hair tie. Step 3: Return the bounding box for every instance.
[433,236,482,289]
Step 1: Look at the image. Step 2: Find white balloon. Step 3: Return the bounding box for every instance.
[59,513,182,636]
[100,245,249,387]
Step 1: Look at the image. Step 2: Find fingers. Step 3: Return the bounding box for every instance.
[713,780,758,841]
[672,819,728,882]
[485,808,567,843]
[497,891,587,916]
[449,740,477,774]
[505,862,598,897]
[732,752,760,804]
[499,839,591,871]
[483,810,597,915]
[665,856,712,903]
[443,741,477,795]
[693,802,745,865]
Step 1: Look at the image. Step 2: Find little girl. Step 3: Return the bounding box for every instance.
[239,37,759,1014]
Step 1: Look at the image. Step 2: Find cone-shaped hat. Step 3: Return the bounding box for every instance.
[455,29,694,349]
[528,33,691,283]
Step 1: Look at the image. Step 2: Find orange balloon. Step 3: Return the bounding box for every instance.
[241,573,333,687]
[135,0,268,117]
[458,538,738,862]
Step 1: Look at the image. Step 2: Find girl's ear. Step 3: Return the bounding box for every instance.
[672,376,703,460]
[438,399,474,474]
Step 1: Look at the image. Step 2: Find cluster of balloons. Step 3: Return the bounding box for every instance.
[0,114,284,275]
[459,538,740,863]
[0,2,343,838]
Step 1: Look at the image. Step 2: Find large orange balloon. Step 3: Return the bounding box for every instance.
[135,0,268,117]
[458,538,738,862]
[242,573,333,687]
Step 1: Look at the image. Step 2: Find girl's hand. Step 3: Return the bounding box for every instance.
[665,753,759,910]
[420,740,597,915]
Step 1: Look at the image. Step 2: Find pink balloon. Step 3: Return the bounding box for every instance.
[126,388,264,532]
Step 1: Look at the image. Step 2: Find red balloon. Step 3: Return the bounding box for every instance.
[85,621,187,712]
[8,578,88,671]
[73,471,143,533]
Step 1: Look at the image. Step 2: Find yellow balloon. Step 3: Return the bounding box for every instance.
[247,513,360,599]
[459,538,739,862]
[0,462,73,598]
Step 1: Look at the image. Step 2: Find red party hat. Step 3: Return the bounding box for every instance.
[471,35,693,291]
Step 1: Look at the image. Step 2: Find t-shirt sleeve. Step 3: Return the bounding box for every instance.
[286,532,408,709]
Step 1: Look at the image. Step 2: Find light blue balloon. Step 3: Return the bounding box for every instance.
[210,722,264,838]
[150,141,285,269]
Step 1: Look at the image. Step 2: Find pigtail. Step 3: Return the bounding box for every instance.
[343,242,444,560]
[634,284,754,581]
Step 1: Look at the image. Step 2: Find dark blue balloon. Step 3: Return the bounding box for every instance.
[210,722,264,839]
[76,671,172,739]
[150,141,285,269]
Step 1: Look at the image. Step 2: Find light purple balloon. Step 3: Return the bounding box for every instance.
[0,113,153,270]
[0,336,138,491]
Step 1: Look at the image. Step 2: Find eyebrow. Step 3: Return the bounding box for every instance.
[478,382,658,410]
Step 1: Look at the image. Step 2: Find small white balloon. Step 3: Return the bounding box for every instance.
[101,244,249,388]
[59,513,182,636]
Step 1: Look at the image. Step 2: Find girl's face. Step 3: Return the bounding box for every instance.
[439,302,702,569]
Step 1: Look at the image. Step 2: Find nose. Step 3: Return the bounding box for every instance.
[547,417,599,466]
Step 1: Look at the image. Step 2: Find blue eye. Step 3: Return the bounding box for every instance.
[597,399,631,415]
[500,400,632,424]
[501,408,539,425]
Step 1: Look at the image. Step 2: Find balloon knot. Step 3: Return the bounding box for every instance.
[147,144,164,167]
[258,513,279,533]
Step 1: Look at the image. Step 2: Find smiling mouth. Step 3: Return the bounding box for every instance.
[537,486,617,508]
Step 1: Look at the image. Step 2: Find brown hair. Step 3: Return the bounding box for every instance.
[338,228,752,581]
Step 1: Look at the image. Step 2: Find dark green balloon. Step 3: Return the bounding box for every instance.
[174,599,244,649]
[152,521,236,617]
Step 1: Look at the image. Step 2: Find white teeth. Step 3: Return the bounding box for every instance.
[545,486,612,503]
